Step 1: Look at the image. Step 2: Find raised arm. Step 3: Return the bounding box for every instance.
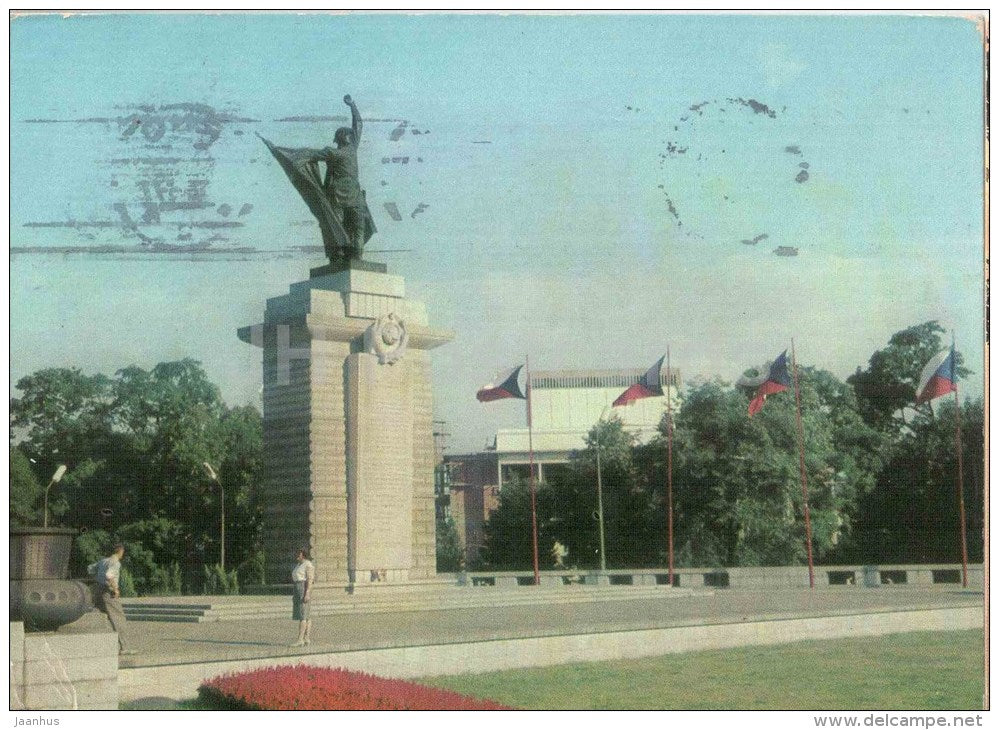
[344,95,361,145]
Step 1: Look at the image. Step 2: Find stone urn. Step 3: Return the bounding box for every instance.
[10,527,92,631]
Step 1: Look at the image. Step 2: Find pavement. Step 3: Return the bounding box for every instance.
[114,587,983,669]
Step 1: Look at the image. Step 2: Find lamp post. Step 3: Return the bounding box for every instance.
[203,462,224,570]
[594,407,609,572]
[595,437,607,571]
[42,464,67,528]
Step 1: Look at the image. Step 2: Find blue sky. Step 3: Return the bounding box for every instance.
[9,13,986,452]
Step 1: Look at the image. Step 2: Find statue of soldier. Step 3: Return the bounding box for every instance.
[259,94,377,264]
[315,95,367,256]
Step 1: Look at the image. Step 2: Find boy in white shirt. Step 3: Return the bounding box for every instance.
[88,543,136,655]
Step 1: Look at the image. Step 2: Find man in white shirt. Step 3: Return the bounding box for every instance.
[89,543,136,655]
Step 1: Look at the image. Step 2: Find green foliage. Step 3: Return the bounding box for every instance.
[670,378,798,566]
[436,515,465,572]
[12,323,984,590]
[10,446,43,527]
[74,526,180,596]
[72,529,111,578]
[478,476,541,570]
[838,396,985,564]
[545,417,655,568]
[833,322,983,564]
[11,359,263,594]
[425,630,984,710]
[847,321,970,431]
[670,370,885,567]
[236,550,267,587]
[481,418,659,571]
[118,569,138,598]
[479,384,887,571]
[117,519,186,595]
[203,563,240,595]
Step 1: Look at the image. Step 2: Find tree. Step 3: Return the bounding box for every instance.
[544,417,656,568]
[117,518,186,595]
[839,396,984,564]
[10,367,115,527]
[10,359,263,594]
[436,515,464,572]
[671,369,884,567]
[218,405,264,581]
[848,321,969,431]
[478,476,545,571]
[10,446,43,527]
[667,379,790,567]
[834,321,983,565]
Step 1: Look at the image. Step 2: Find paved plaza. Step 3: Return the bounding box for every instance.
[117,587,983,669]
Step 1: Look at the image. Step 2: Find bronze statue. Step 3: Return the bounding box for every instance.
[259,95,377,264]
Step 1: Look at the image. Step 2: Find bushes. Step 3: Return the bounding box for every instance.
[198,665,511,710]
[436,516,464,572]
[116,543,183,596]
[73,529,111,577]
[236,550,266,588]
[203,563,239,595]
[117,519,186,595]
[118,569,138,598]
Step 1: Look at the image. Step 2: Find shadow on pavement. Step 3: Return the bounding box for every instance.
[172,638,278,647]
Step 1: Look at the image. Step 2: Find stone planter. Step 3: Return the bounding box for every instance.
[10,527,92,631]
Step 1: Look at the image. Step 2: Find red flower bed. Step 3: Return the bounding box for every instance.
[198,664,511,710]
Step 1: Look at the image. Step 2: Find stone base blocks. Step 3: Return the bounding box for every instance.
[9,621,118,710]
[239,268,452,587]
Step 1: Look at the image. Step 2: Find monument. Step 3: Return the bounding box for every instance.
[257,94,378,269]
[240,96,453,588]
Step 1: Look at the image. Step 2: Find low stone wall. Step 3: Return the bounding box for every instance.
[9,621,119,710]
[459,563,984,590]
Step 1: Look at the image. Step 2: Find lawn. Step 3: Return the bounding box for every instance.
[422,630,984,710]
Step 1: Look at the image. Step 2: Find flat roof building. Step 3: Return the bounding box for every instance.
[493,367,680,487]
[444,366,680,565]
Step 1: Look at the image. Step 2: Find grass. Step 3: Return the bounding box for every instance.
[120,630,984,711]
[421,630,985,710]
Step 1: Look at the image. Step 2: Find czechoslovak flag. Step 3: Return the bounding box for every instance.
[740,350,792,417]
[915,348,958,404]
[476,365,527,402]
[613,354,666,407]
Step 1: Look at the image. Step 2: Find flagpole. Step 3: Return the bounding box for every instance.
[595,426,607,572]
[666,346,675,586]
[790,338,816,589]
[951,334,969,588]
[526,355,541,586]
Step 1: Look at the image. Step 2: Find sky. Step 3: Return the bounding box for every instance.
[9,12,987,453]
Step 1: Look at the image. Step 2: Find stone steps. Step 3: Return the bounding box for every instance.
[123,585,695,623]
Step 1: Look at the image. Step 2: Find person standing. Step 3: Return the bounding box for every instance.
[290,548,315,647]
[551,541,568,569]
[89,543,136,656]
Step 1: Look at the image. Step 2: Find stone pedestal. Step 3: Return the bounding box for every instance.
[239,268,452,587]
[9,621,119,710]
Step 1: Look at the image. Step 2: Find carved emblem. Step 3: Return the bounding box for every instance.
[364,312,408,365]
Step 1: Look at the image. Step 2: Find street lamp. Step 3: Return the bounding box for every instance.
[595,437,607,572]
[594,406,609,572]
[42,464,67,528]
[203,462,224,570]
